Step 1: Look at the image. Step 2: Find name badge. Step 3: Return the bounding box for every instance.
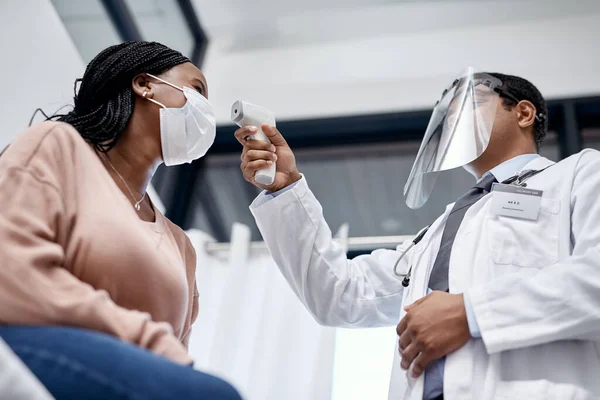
[490,183,542,220]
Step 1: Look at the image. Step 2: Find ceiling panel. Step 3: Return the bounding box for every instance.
[51,0,195,63]
[51,0,120,63]
[125,0,195,58]
[192,0,600,52]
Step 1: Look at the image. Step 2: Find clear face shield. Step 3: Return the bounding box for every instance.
[403,69,504,209]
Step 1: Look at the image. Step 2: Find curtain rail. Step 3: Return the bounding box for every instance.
[204,235,413,253]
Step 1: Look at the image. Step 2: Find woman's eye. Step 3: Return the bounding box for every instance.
[194,86,203,94]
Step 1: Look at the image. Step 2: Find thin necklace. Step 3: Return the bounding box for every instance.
[101,153,146,211]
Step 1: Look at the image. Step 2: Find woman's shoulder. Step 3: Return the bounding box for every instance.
[1,121,89,169]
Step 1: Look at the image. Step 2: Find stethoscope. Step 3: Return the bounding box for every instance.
[393,225,430,287]
[393,166,553,287]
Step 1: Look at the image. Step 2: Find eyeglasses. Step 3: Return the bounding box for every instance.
[435,76,545,122]
[494,87,545,122]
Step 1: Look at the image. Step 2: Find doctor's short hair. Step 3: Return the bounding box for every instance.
[487,72,548,150]
[54,41,190,152]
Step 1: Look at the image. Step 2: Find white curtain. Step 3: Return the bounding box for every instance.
[187,223,337,400]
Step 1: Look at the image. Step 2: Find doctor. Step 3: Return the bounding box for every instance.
[235,69,600,400]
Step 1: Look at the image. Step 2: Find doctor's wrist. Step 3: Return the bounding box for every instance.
[463,291,482,338]
[271,170,302,192]
[288,170,302,186]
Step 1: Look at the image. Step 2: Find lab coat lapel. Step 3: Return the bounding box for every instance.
[388,204,454,400]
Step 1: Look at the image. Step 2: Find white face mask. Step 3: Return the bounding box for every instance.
[145,73,216,166]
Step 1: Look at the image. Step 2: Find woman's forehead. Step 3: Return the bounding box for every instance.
[168,62,207,86]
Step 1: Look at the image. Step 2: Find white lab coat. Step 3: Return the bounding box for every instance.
[250,149,600,400]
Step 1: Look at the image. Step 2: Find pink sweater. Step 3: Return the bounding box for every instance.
[0,122,198,364]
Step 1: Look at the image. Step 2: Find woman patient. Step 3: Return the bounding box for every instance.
[0,41,241,400]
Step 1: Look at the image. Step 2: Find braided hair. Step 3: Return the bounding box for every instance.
[56,41,190,152]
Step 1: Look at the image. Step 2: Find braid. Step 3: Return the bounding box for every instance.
[54,41,189,152]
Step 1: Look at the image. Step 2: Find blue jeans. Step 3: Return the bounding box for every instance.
[0,326,242,400]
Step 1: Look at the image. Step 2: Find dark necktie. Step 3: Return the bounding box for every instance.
[428,173,498,291]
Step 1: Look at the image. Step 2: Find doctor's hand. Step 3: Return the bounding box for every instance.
[396,291,471,378]
[236,124,302,192]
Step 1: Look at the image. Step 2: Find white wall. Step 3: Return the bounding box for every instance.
[202,1,600,123]
[0,0,84,149]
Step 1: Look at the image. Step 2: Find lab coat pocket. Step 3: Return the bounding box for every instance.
[487,197,560,268]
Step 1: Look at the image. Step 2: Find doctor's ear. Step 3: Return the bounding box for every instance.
[515,100,537,130]
[132,74,155,99]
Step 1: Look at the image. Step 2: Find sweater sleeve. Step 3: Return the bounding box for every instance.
[181,238,199,350]
[0,166,191,365]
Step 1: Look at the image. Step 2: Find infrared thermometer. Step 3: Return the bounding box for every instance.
[231,100,276,186]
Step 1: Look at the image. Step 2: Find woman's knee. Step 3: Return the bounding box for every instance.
[183,370,242,400]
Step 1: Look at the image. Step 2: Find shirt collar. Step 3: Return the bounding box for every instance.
[480,153,540,183]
